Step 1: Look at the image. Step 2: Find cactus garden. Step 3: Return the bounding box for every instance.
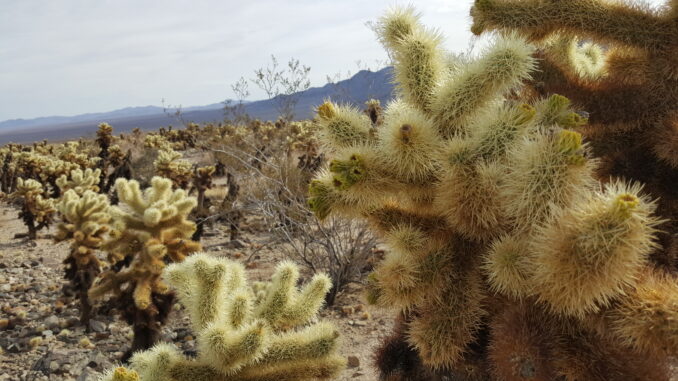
[0,1,676,380]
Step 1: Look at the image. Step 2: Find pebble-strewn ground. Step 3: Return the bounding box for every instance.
[0,205,394,381]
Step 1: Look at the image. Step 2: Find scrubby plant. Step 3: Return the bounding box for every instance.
[99,253,345,381]
[10,178,56,240]
[470,0,678,269]
[54,189,110,325]
[309,6,675,380]
[89,176,201,357]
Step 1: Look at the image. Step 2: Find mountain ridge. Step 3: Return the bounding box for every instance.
[0,67,394,144]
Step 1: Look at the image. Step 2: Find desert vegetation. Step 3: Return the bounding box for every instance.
[0,1,676,381]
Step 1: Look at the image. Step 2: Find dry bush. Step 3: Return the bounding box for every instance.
[216,140,377,306]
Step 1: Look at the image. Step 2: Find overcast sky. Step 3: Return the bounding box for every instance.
[0,0,668,121]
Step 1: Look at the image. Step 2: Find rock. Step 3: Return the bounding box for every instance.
[89,320,106,333]
[49,361,60,372]
[44,315,60,330]
[0,284,10,292]
[41,330,53,337]
[347,355,360,368]
[86,350,110,370]
[77,368,93,381]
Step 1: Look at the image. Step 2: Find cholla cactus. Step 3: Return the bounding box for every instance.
[310,6,674,380]
[57,141,100,169]
[55,190,110,325]
[96,123,115,189]
[100,253,345,381]
[144,134,172,151]
[90,176,201,356]
[56,168,102,195]
[190,166,215,241]
[10,178,55,240]
[153,149,192,189]
[108,144,125,168]
[470,0,678,269]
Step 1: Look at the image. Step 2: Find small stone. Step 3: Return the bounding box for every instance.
[49,361,60,372]
[0,318,8,330]
[359,312,371,321]
[245,262,257,269]
[347,355,360,368]
[89,319,107,333]
[42,330,53,337]
[0,284,10,292]
[44,315,60,329]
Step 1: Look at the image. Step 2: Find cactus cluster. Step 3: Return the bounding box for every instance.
[153,149,193,189]
[89,176,200,356]
[101,253,345,381]
[309,6,675,380]
[470,0,678,269]
[10,178,56,239]
[56,168,102,195]
[55,189,111,324]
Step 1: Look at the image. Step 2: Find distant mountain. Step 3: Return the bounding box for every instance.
[0,67,394,144]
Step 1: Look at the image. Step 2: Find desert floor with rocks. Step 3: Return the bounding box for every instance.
[0,203,394,381]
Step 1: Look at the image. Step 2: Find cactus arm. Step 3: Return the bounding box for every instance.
[471,0,676,52]
[430,34,536,137]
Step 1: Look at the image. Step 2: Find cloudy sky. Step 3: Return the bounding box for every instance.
[0,0,667,121]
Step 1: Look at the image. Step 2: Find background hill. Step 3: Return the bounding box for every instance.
[0,67,394,144]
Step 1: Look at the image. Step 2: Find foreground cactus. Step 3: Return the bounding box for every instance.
[90,176,201,357]
[309,6,674,380]
[470,0,678,269]
[55,190,110,325]
[100,253,345,381]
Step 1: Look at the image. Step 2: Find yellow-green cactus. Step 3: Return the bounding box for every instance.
[311,5,671,380]
[10,178,56,239]
[56,168,102,195]
[101,253,345,381]
[55,189,110,324]
[154,149,193,189]
[89,176,201,356]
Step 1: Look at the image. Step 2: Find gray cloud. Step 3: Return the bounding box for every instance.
[0,0,668,121]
